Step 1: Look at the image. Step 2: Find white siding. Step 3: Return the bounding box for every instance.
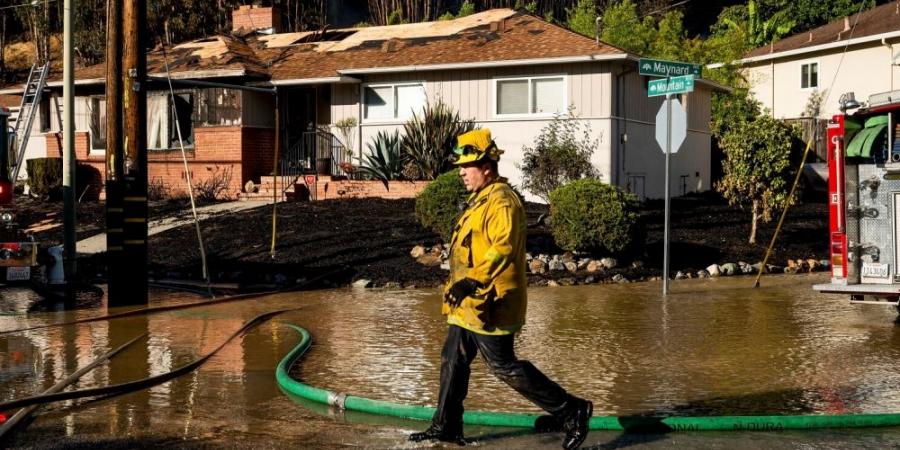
[745,41,900,119]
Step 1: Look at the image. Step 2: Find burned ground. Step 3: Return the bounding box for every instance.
[16,193,829,289]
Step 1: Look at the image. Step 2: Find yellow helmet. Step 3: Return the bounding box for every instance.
[450,129,504,165]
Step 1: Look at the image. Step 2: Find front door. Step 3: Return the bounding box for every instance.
[283,88,317,173]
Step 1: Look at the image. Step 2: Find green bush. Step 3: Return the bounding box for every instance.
[518,106,599,203]
[549,179,639,253]
[27,157,63,199]
[415,170,467,242]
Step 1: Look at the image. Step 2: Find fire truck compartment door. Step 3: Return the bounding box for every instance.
[847,116,888,157]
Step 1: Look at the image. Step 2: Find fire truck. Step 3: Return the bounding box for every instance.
[0,108,37,284]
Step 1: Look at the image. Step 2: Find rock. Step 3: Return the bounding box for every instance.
[675,271,686,279]
[697,270,710,278]
[600,257,618,269]
[561,252,576,263]
[352,279,372,288]
[547,280,560,287]
[720,263,739,276]
[384,281,401,289]
[577,258,591,270]
[784,266,799,274]
[586,260,603,273]
[440,261,450,271]
[549,260,566,272]
[739,262,754,274]
[416,254,442,267]
[529,259,548,274]
[430,245,443,256]
[244,180,257,193]
[786,259,798,269]
[706,264,721,277]
[583,276,596,284]
[612,274,626,283]
[806,258,820,272]
[558,277,576,286]
[767,264,782,273]
[751,262,764,273]
[526,253,533,262]
[410,245,427,258]
[565,261,578,273]
[631,260,644,269]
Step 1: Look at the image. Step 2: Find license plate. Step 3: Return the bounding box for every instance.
[862,263,890,278]
[6,266,30,281]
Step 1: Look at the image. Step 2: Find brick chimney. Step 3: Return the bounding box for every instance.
[232,5,281,34]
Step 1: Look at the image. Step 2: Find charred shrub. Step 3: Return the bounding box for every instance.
[549,179,640,253]
[26,157,63,200]
[415,170,467,242]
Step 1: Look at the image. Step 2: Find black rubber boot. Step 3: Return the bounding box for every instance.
[561,399,592,450]
[409,425,466,446]
[534,414,564,433]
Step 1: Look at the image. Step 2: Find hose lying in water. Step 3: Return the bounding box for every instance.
[0,265,347,337]
[277,325,900,432]
[0,332,147,441]
[0,308,298,412]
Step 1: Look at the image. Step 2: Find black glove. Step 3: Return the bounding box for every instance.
[446,278,481,307]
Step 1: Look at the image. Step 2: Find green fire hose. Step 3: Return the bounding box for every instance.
[277,325,900,432]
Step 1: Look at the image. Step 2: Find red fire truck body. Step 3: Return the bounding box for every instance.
[814,91,900,308]
[0,108,37,283]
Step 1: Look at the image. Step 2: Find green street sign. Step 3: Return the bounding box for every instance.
[648,75,695,97]
[639,58,702,78]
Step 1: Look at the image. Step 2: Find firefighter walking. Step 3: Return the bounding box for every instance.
[409,129,592,449]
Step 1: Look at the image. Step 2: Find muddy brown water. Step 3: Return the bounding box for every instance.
[4,274,900,449]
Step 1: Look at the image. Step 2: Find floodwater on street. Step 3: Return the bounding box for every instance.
[4,273,900,449]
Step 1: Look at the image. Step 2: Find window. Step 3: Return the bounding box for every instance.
[801,62,818,89]
[363,83,425,120]
[88,97,106,152]
[147,92,194,150]
[495,76,565,116]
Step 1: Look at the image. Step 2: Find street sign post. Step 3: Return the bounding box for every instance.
[655,95,689,296]
[648,74,695,97]
[639,58,702,78]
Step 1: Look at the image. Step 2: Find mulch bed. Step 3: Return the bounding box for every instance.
[12,193,829,289]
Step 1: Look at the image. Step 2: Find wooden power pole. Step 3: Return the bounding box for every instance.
[107,0,148,306]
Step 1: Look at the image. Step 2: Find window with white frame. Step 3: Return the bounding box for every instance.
[801,62,818,89]
[88,97,106,152]
[363,83,426,120]
[495,76,565,116]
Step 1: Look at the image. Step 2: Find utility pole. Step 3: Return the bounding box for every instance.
[62,0,75,280]
[113,0,148,306]
[105,0,125,303]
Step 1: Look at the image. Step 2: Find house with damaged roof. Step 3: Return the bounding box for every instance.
[1,6,725,201]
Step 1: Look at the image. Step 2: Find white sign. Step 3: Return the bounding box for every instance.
[655,98,686,154]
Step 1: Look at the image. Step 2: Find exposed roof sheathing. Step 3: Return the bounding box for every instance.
[17,9,629,91]
[745,2,900,59]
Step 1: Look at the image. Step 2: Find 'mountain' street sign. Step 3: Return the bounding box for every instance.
[648,74,695,97]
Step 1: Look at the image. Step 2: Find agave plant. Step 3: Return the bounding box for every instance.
[357,130,406,184]
[401,99,477,180]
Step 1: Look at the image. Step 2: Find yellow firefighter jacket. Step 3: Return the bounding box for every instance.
[443,179,527,335]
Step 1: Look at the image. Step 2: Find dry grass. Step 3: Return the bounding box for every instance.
[3,34,63,72]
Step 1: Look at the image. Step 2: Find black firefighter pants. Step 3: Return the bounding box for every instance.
[431,324,573,432]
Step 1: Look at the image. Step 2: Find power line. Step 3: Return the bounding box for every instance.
[0,0,58,12]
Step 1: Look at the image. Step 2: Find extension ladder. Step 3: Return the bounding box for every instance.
[10,63,50,181]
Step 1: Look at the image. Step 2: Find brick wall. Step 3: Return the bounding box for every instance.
[232,5,281,33]
[43,125,277,200]
[312,178,429,200]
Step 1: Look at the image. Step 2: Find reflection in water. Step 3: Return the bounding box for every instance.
[3,275,900,447]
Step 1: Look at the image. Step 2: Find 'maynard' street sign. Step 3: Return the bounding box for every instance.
[639,58,702,78]
[648,74,695,97]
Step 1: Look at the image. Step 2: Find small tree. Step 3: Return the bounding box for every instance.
[715,106,802,244]
[401,99,477,180]
[518,106,598,203]
[566,0,597,38]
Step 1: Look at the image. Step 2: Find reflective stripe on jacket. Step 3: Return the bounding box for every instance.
[443,180,527,335]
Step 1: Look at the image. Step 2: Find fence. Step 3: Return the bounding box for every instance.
[784,117,828,162]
